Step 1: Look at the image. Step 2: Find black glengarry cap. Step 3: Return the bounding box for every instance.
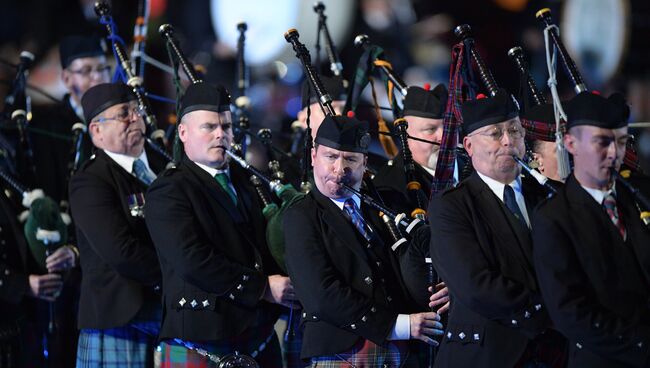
[82,82,136,122]
[315,114,370,154]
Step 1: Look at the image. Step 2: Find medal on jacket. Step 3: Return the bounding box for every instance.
[127,193,145,218]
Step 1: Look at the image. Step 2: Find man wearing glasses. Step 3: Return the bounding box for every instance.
[60,35,112,117]
[428,90,566,367]
[69,83,166,367]
[30,35,111,204]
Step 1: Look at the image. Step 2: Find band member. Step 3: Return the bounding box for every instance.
[373,83,447,213]
[429,90,566,367]
[0,187,65,367]
[284,114,443,366]
[30,35,109,203]
[144,82,293,366]
[520,103,564,182]
[373,83,450,316]
[532,91,650,368]
[69,83,166,367]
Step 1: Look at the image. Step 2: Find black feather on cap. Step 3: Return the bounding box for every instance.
[565,91,628,130]
[82,83,136,123]
[461,88,519,134]
[178,82,231,120]
[403,83,448,119]
[315,115,370,154]
[59,35,105,69]
[301,76,347,109]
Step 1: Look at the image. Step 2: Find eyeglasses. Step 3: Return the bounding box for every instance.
[67,65,111,78]
[94,104,142,124]
[469,125,524,141]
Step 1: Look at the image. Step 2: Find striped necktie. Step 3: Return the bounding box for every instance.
[343,198,372,241]
[132,158,156,185]
[602,193,626,239]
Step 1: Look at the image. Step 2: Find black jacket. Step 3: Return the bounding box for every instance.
[284,186,415,359]
[533,174,650,368]
[30,95,93,203]
[373,154,433,216]
[429,172,557,367]
[144,158,282,342]
[0,190,31,323]
[69,148,165,329]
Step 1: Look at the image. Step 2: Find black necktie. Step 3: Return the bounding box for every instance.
[503,185,527,228]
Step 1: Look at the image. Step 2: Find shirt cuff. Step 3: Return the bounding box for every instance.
[387,314,410,340]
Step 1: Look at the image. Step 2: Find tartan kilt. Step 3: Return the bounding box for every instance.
[160,324,282,368]
[311,339,414,368]
[279,312,308,368]
[76,326,158,368]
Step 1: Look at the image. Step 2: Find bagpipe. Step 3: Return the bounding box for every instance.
[507,46,546,106]
[94,1,172,163]
[350,34,431,219]
[453,24,559,196]
[159,22,306,275]
[392,117,430,219]
[506,46,561,192]
[1,51,37,183]
[350,34,402,158]
[285,29,435,328]
[285,27,439,238]
[533,8,648,213]
[225,148,303,273]
[285,28,335,194]
[68,122,87,179]
[234,22,251,156]
[0,167,71,346]
[0,170,69,272]
[534,8,641,177]
[313,2,344,78]
[285,28,411,233]
[612,169,650,226]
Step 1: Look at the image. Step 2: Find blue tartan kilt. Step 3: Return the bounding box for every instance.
[76,325,158,368]
[311,339,413,368]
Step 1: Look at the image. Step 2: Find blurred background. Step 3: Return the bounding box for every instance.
[1,0,649,171]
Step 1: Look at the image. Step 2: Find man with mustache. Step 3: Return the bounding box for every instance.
[144,82,293,366]
[69,83,167,367]
[428,90,566,367]
[284,114,443,366]
[532,92,650,368]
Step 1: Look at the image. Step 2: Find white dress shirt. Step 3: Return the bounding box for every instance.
[104,149,154,179]
[477,172,531,228]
